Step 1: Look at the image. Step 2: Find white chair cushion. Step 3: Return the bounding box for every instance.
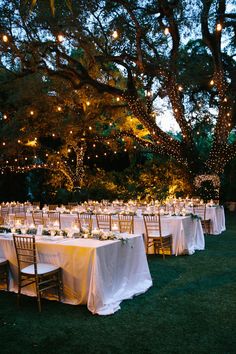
[21,263,59,275]
[0,257,7,264]
[149,232,171,238]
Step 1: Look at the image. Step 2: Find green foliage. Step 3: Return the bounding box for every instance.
[196,180,218,203]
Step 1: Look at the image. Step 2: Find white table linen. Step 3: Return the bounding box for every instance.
[205,206,226,235]
[0,234,152,315]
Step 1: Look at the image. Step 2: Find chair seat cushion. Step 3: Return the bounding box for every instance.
[148,232,171,238]
[21,263,60,275]
[0,258,7,264]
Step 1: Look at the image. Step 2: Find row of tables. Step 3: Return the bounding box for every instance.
[0,205,226,314]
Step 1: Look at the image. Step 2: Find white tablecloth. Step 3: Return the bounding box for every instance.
[7,212,205,256]
[61,215,204,255]
[0,234,152,315]
[131,215,204,256]
[205,206,226,235]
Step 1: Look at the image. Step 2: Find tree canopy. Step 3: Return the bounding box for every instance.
[0,0,235,200]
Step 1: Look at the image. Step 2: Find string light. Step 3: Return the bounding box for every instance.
[112,30,118,39]
[57,34,65,42]
[2,34,8,42]
[30,110,34,116]
[164,28,169,35]
[216,23,222,31]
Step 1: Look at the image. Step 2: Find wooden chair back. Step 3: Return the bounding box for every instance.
[77,213,92,231]
[96,214,112,231]
[13,235,37,273]
[118,214,134,233]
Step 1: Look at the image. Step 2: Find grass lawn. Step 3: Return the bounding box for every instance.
[0,212,235,354]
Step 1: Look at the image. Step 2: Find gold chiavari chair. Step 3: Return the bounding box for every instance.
[77,213,93,231]
[46,212,61,229]
[0,215,4,225]
[14,215,27,227]
[143,214,172,259]
[13,234,63,312]
[118,214,134,234]
[194,204,211,234]
[0,206,9,223]
[96,214,112,231]
[0,258,9,291]
[13,205,27,217]
[32,211,46,227]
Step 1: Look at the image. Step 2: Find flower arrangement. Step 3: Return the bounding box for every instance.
[119,211,136,216]
[77,227,128,243]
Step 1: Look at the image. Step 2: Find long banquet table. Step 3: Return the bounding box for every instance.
[57,214,205,256]
[0,234,152,315]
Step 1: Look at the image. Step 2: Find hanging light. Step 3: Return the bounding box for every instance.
[164,27,169,35]
[57,34,65,42]
[2,34,8,43]
[112,30,118,39]
[216,23,222,31]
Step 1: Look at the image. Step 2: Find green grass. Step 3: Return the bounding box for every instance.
[0,212,236,354]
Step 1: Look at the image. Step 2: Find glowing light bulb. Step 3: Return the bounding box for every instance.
[2,35,8,42]
[216,23,222,31]
[112,30,118,39]
[210,80,214,86]
[30,110,34,115]
[57,34,64,42]
[164,27,169,35]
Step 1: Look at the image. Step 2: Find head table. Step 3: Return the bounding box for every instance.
[0,234,152,315]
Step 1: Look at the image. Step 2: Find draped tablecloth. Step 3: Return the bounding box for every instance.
[0,234,152,315]
[205,206,226,235]
[58,214,205,255]
[132,215,205,256]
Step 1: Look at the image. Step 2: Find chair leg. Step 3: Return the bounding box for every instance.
[35,279,42,312]
[6,265,9,291]
[57,270,63,302]
[17,273,22,307]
